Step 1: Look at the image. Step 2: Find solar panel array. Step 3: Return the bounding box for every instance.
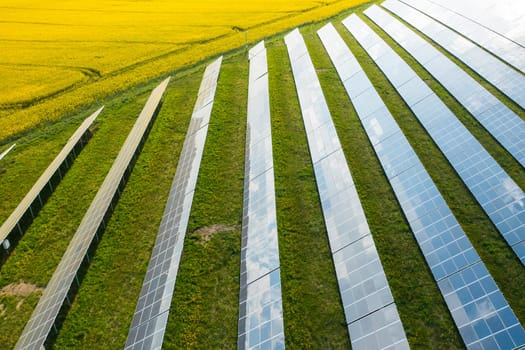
[1,107,103,255]
[342,14,525,266]
[324,19,525,350]
[125,58,222,350]
[400,0,525,73]
[285,28,408,350]
[431,0,525,47]
[15,78,169,350]
[363,5,525,168]
[381,0,525,110]
[238,42,285,350]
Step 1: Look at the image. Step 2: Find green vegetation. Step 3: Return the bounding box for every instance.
[166,51,248,348]
[268,38,351,348]
[0,2,523,349]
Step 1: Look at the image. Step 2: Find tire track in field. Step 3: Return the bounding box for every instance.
[3,0,351,111]
[0,64,100,109]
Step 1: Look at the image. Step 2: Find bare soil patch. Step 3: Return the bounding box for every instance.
[192,224,239,243]
[0,282,43,297]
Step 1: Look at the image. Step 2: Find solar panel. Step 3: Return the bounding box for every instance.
[399,0,525,73]
[364,5,525,168]
[238,42,285,350]
[325,19,525,349]
[381,0,525,109]
[14,78,169,350]
[0,143,16,161]
[1,107,103,258]
[285,28,408,350]
[125,58,222,350]
[342,14,525,266]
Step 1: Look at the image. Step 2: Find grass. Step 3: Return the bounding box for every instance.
[268,37,351,349]
[165,50,248,348]
[0,1,524,349]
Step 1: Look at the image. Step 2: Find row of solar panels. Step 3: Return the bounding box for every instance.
[1,0,523,349]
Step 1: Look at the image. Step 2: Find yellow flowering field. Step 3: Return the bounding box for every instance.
[0,0,368,141]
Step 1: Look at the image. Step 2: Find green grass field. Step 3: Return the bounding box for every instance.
[0,1,524,349]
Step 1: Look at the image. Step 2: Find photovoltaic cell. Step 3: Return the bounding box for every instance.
[400,0,525,73]
[0,143,15,161]
[328,19,525,350]
[1,108,103,254]
[364,5,525,168]
[381,0,525,109]
[124,58,222,350]
[238,41,285,350]
[285,28,408,350]
[15,78,169,350]
[342,14,525,266]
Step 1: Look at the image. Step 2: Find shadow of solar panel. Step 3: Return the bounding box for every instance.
[0,107,103,262]
[14,78,169,350]
[125,58,222,350]
[399,0,525,73]
[286,27,408,350]
[341,15,525,349]
[382,0,525,109]
[238,41,285,350]
[342,14,525,266]
[366,5,525,168]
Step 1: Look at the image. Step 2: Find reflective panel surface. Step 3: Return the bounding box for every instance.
[343,13,525,266]
[399,0,525,73]
[16,78,170,350]
[366,4,525,168]
[382,0,525,109]
[342,14,525,349]
[238,41,285,350]
[124,58,222,350]
[0,107,103,249]
[288,27,407,350]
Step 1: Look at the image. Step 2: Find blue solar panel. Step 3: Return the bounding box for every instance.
[324,19,525,350]
[238,41,285,350]
[398,0,525,73]
[342,14,525,266]
[125,59,222,350]
[381,0,525,109]
[285,27,408,350]
[365,5,525,168]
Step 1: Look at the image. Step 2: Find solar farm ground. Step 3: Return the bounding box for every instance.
[0,1,524,349]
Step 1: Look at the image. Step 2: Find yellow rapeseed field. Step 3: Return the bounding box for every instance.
[0,0,368,140]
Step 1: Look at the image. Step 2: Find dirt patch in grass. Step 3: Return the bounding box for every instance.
[0,282,43,297]
[191,224,239,243]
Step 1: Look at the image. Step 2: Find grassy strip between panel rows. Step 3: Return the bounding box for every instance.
[0,1,524,349]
